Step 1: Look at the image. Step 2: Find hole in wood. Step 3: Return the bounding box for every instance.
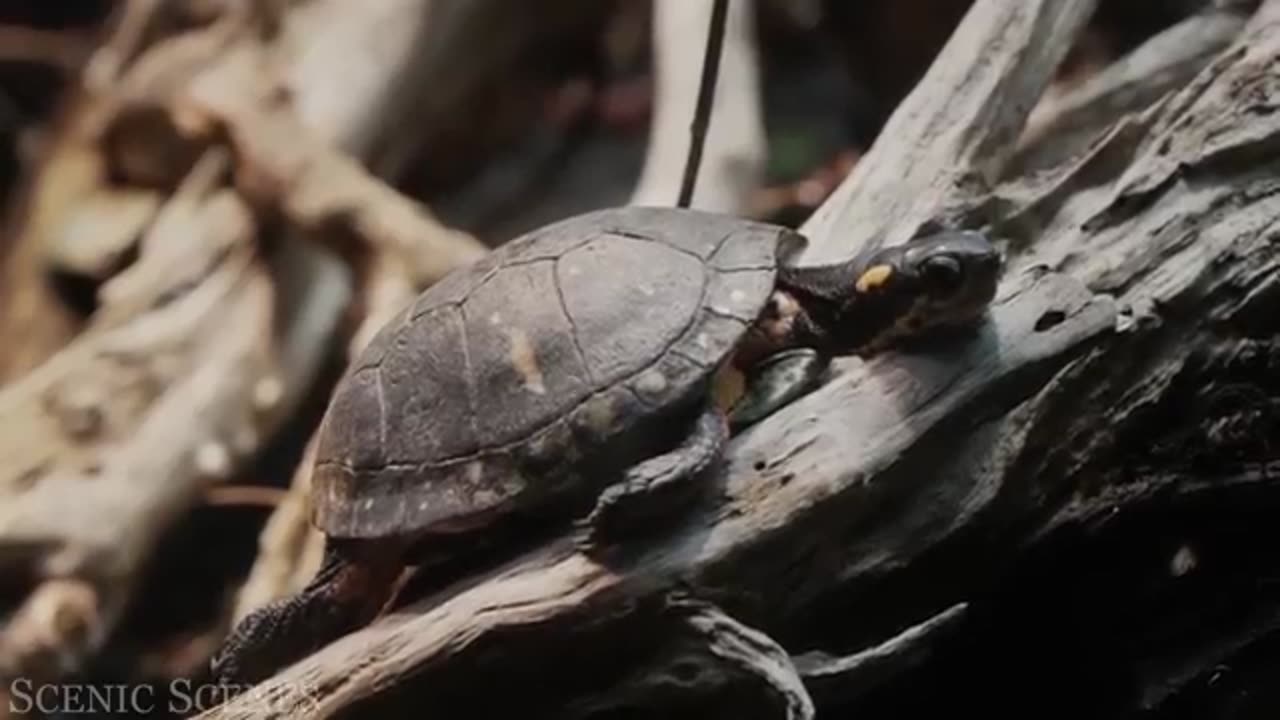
[1035,309,1067,332]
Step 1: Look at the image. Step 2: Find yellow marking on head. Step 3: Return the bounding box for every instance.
[855,264,894,294]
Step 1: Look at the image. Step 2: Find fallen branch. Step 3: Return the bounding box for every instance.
[794,603,969,707]
[800,0,1098,260]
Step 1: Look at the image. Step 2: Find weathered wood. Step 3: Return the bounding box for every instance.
[564,598,817,720]
[800,0,1097,261]
[1012,6,1248,174]
[794,602,969,707]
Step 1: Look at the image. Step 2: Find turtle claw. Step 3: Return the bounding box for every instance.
[728,348,829,431]
[582,476,666,546]
[572,518,599,555]
[580,403,727,550]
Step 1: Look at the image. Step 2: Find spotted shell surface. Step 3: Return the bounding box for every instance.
[312,206,798,539]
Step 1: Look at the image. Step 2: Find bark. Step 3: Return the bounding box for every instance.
[199,0,1280,717]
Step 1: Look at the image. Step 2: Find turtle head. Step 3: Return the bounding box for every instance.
[768,230,1002,357]
[853,229,1003,333]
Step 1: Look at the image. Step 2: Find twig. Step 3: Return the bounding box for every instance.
[676,0,730,209]
[795,603,969,706]
[631,0,765,213]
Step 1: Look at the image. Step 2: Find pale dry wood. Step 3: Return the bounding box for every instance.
[794,603,969,707]
[0,254,266,676]
[1012,6,1249,174]
[356,0,610,183]
[0,3,258,382]
[0,164,348,678]
[673,601,815,720]
[799,0,1098,262]
[177,99,486,286]
[0,117,105,381]
[565,598,817,720]
[629,0,766,214]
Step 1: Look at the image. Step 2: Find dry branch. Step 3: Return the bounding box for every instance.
[177,99,485,286]
[1012,5,1250,173]
[794,602,970,708]
[800,0,1098,261]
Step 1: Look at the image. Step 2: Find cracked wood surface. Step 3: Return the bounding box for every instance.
[799,0,1098,262]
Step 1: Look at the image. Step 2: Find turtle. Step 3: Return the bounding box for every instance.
[210,206,1001,685]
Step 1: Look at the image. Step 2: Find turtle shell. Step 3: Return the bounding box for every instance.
[312,206,801,539]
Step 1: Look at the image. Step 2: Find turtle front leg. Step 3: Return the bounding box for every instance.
[210,538,403,689]
[584,401,728,547]
[728,348,830,432]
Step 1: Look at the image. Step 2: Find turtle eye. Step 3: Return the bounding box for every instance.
[919,255,964,296]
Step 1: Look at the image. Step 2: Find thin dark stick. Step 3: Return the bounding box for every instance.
[676,0,731,209]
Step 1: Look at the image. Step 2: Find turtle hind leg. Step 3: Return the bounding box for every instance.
[210,538,402,689]
[583,401,728,549]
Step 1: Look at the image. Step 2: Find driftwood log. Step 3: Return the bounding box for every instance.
[200,0,1280,718]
